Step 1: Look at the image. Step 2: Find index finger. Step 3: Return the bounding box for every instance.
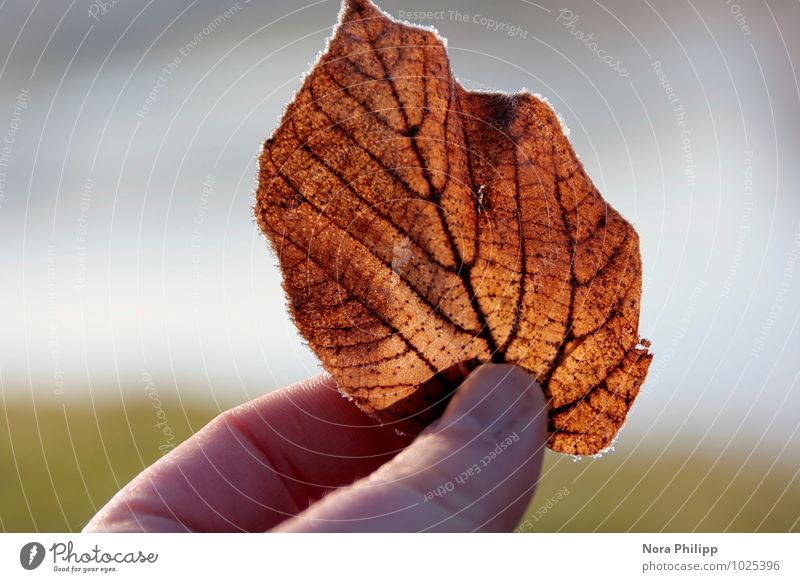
[84,374,414,532]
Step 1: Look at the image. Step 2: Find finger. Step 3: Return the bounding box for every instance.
[275,364,547,532]
[84,374,414,532]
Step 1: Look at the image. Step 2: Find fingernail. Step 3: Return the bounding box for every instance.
[436,364,545,435]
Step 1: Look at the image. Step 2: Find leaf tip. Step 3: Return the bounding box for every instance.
[341,0,378,19]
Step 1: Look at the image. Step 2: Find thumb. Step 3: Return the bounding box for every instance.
[274,364,548,532]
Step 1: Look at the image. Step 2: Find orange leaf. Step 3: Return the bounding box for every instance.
[255,0,652,455]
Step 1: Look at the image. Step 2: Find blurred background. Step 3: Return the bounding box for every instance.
[1,0,798,532]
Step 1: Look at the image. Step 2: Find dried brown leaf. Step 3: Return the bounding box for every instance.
[255,0,652,455]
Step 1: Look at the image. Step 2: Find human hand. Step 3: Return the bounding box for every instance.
[84,364,547,532]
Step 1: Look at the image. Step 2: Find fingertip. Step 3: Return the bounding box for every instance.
[276,363,549,532]
[434,363,547,443]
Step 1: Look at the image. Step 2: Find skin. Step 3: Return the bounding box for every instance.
[84,364,547,533]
